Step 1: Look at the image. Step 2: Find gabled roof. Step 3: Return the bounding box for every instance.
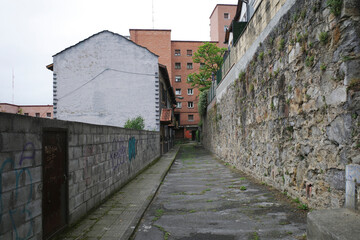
[52,30,159,58]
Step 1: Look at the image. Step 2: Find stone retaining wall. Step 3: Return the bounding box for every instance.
[203,0,360,209]
[0,113,160,239]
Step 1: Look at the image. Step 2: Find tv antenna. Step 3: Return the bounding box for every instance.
[12,68,15,104]
[152,0,155,29]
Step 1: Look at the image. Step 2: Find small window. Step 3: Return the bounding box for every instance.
[187,50,192,56]
[188,114,194,121]
[187,63,193,69]
[175,49,181,56]
[224,13,230,19]
[35,113,40,117]
[187,89,193,95]
[188,102,194,108]
[200,63,205,69]
[175,89,181,95]
[24,113,29,116]
[46,113,51,118]
[175,76,181,82]
[224,25,229,32]
[176,102,182,108]
[175,62,181,69]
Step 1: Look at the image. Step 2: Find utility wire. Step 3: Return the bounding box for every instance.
[58,68,156,100]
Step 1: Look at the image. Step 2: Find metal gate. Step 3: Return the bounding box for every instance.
[42,130,67,239]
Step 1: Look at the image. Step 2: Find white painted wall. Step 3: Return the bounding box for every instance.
[53,31,159,130]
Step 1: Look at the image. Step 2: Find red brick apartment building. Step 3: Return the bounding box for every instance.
[0,103,53,118]
[210,4,238,48]
[129,4,237,139]
[130,29,204,139]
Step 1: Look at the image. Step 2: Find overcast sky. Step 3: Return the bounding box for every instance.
[0,0,237,105]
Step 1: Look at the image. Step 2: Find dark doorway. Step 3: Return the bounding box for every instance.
[192,130,196,141]
[42,130,67,239]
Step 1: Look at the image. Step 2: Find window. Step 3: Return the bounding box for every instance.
[188,102,194,108]
[187,89,193,95]
[24,113,29,116]
[224,13,230,19]
[200,63,205,69]
[175,62,181,69]
[187,50,192,56]
[175,49,181,56]
[46,113,51,118]
[188,114,194,121]
[35,113,40,117]
[224,25,229,32]
[187,63,193,69]
[176,102,182,108]
[175,89,181,95]
[175,76,181,82]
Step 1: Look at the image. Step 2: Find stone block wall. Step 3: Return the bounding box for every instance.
[203,0,360,209]
[0,113,160,239]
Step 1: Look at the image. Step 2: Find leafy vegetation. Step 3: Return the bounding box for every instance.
[327,0,343,16]
[258,51,264,61]
[239,71,246,82]
[305,55,315,67]
[187,42,227,91]
[198,89,208,116]
[124,116,145,130]
[320,63,327,71]
[278,38,285,51]
[319,31,329,45]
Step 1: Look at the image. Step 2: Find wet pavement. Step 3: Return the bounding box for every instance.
[133,143,307,240]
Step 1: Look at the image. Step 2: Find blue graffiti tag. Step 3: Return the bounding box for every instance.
[128,137,136,162]
[0,142,34,240]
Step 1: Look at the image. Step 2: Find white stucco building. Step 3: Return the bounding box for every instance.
[47,30,160,130]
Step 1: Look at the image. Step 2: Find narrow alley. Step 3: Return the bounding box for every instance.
[133,143,307,240]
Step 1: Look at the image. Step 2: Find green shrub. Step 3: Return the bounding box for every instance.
[305,55,315,67]
[278,38,285,51]
[124,116,145,130]
[239,71,246,82]
[198,90,208,116]
[327,0,343,16]
[258,51,264,61]
[319,31,329,45]
[320,63,327,71]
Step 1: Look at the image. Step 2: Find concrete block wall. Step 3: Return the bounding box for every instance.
[0,113,160,239]
[66,123,160,224]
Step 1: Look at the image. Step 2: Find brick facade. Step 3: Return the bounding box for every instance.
[210,4,237,48]
[0,103,53,118]
[130,30,208,139]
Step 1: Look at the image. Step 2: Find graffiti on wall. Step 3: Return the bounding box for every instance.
[0,142,35,239]
[111,137,127,171]
[111,137,137,170]
[128,137,136,162]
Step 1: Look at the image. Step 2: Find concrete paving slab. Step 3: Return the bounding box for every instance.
[133,144,307,240]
